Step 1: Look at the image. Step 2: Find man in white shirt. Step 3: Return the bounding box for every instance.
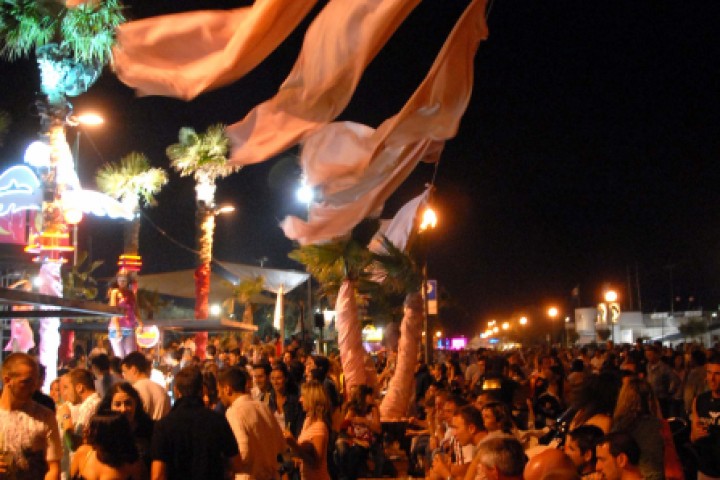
[121,351,171,420]
[0,353,61,480]
[218,366,286,480]
[57,368,101,452]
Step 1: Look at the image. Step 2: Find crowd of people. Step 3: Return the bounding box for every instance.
[0,336,719,480]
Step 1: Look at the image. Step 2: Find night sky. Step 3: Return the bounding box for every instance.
[1,0,719,336]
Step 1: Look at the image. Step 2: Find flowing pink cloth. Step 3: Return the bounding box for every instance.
[226,0,421,166]
[112,0,317,100]
[336,280,367,390]
[379,292,423,420]
[282,0,488,245]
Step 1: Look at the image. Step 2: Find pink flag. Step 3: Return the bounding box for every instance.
[282,0,488,245]
[112,0,317,100]
[226,0,421,166]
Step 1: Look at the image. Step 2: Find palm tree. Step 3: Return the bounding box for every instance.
[167,124,240,358]
[290,236,422,403]
[1,0,124,391]
[223,276,265,349]
[96,151,168,256]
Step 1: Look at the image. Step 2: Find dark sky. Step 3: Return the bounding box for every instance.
[1,0,720,335]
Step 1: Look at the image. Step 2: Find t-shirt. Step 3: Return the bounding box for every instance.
[151,396,239,480]
[0,401,62,480]
[694,391,720,477]
[134,377,171,420]
[297,419,330,480]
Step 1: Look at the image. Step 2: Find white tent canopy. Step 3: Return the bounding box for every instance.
[137,262,309,303]
[217,261,309,294]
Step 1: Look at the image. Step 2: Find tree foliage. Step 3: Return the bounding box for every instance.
[62,250,103,300]
[166,124,239,185]
[0,0,124,64]
[96,151,168,210]
[289,235,422,323]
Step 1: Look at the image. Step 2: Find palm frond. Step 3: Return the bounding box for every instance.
[61,0,124,64]
[231,276,265,303]
[62,250,103,300]
[371,235,422,293]
[0,0,124,64]
[96,151,168,208]
[166,124,240,183]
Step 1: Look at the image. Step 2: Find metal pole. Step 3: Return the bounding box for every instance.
[422,263,430,364]
[73,130,81,266]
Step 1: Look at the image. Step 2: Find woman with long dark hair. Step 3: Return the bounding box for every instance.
[334,385,384,480]
[96,382,154,468]
[611,378,666,480]
[70,412,146,479]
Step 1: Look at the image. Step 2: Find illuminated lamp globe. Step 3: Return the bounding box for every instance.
[64,208,83,225]
[604,290,618,302]
[24,141,51,168]
[519,316,528,325]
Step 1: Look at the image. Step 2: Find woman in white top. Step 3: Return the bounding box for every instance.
[283,380,330,480]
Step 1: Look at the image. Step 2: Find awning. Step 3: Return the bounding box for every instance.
[66,317,258,333]
[216,261,309,293]
[137,268,275,305]
[0,287,122,320]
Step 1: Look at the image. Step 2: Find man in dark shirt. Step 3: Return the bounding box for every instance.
[691,353,720,480]
[150,366,241,480]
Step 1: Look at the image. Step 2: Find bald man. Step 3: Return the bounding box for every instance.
[524,448,580,480]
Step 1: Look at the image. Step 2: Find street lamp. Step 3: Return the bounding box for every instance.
[296,178,315,349]
[519,316,528,326]
[604,290,618,303]
[68,111,104,266]
[420,203,437,364]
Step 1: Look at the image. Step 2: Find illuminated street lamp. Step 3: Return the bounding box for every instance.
[419,202,438,364]
[548,307,559,319]
[419,206,437,232]
[502,321,510,330]
[69,111,104,266]
[519,316,528,326]
[604,289,618,303]
[435,330,442,338]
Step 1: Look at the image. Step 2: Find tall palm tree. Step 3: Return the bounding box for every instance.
[1,0,124,391]
[290,236,421,399]
[167,124,240,358]
[96,151,168,257]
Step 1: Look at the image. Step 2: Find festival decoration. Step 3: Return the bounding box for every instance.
[336,280,368,390]
[113,0,317,99]
[282,0,489,245]
[379,292,423,420]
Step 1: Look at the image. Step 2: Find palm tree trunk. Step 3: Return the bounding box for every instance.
[124,216,141,255]
[379,292,423,420]
[336,280,367,391]
[194,200,215,359]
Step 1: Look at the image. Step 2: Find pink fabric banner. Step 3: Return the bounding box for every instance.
[282,0,488,245]
[335,280,368,391]
[379,292,423,420]
[226,0,421,166]
[113,0,317,100]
